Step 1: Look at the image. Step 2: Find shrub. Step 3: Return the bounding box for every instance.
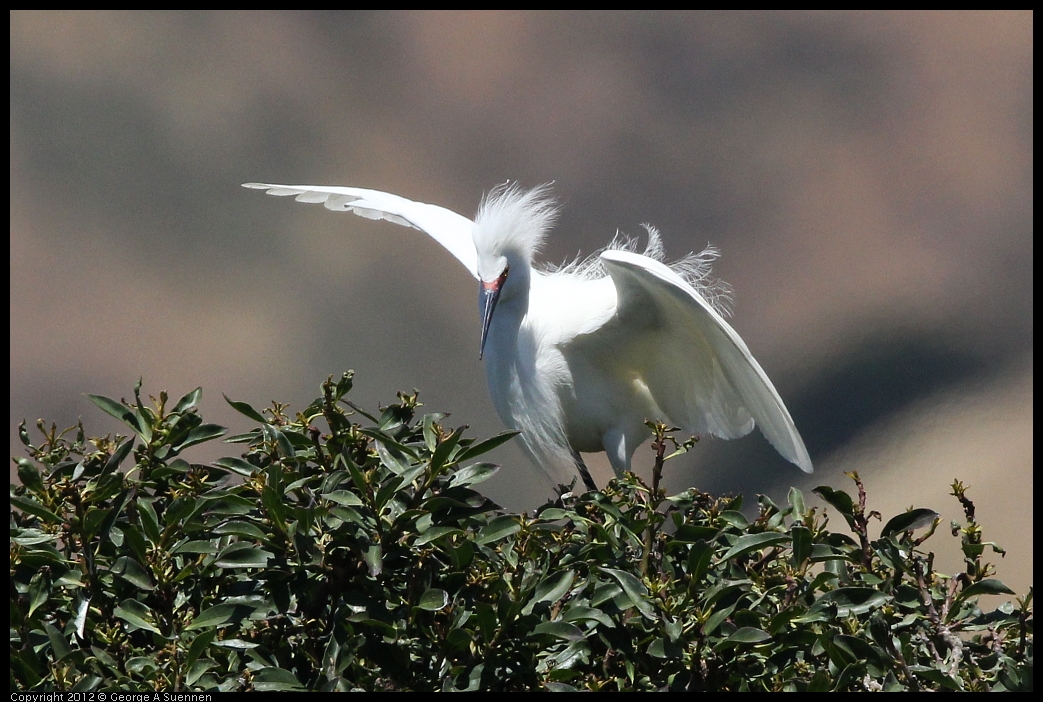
[10,374,1033,691]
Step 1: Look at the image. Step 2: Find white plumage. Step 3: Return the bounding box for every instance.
[244,181,812,490]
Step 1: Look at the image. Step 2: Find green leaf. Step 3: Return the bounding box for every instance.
[809,588,890,618]
[880,508,940,538]
[28,572,50,616]
[376,441,413,475]
[252,667,306,692]
[532,569,576,605]
[223,394,268,423]
[202,493,256,515]
[113,599,161,634]
[533,620,585,642]
[110,556,155,590]
[101,439,135,476]
[718,627,771,647]
[814,486,855,522]
[791,525,813,566]
[418,588,449,611]
[646,637,683,659]
[422,414,439,451]
[212,520,269,541]
[599,567,655,619]
[87,394,142,434]
[214,542,273,569]
[212,456,258,477]
[185,629,216,670]
[788,486,806,518]
[72,596,91,639]
[449,462,501,488]
[185,603,258,631]
[719,510,749,529]
[365,542,383,577]
[10,494,61,524]
[477,515,520,545]
[174,423,227,451]
[15,458,44,493]
[171,539,218,554]
[171,387,203,413]
[686,541,713,586]
[562,605,616,629]
[44,623,74,661]
[455,430,520,463]
[720,532,791,561]
[951,578,1016,614]
[321,490,364,507]
[137,499,161,544]
[414,526,463,546]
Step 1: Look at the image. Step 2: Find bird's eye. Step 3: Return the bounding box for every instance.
[497,265,509,285]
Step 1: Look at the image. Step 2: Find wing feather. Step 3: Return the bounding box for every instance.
[243,183,479,278]
[599,250,812,473]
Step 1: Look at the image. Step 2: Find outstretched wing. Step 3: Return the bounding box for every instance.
[598,249,812,473]
[243,183,479,278]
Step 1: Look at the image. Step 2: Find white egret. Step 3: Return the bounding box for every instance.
[243,182,812,491]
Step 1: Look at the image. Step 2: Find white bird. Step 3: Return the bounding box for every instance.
[243,182,812,491]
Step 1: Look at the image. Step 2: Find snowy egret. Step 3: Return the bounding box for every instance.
[243,182,812,490]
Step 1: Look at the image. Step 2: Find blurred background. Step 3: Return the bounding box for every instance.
[11,12,1031,593]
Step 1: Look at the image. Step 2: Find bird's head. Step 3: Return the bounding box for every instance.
[473,183,557,359]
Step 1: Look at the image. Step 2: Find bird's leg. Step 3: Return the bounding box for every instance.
[570,448,598,492]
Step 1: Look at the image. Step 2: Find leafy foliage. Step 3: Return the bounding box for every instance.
[11,375,1033,691]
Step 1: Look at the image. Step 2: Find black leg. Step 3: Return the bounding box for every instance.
[571,449,598,492]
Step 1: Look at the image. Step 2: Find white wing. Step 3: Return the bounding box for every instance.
[598,249,812,473]
[243,183,479,278]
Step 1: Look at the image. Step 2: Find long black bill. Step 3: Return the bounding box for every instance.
[478,267,508,360]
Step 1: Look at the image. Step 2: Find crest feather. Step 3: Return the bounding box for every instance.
[473,183,558,262]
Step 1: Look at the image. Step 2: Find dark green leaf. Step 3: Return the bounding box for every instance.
[599,567,655,619]
[185,630,216,670]
[44,623,74,661]
[532,569,576,605]
[719,627,771,646]
[951,578,1016,613]
[87,394,142,433]
[814,486,855,518]
[113,599,161,634]
[533,620,585,642]
[418,588,449,611]
[880,508,940,538]
[212,456,258,477]
[252,667,305,691]
[810,588,890,617]
[321,489,364,507]
[172,387,203,413]
[455,430,520,463]
[110,556,155,590]
[414,526,464,546]
[212,520,269,542]
[28,573,50,616]
[788,486,806,518]
[16,458,44,493]
[10,494,61,524]
[792,525,813,566]
[223,394,268,423]
[214,543,273,569]
[721,532,790,561]
[186,603,258,631]
[174,423,226,451]
[477,515,520,545]
[101,439,135,476]
[449,462,501,488]
[365,542,383,577]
